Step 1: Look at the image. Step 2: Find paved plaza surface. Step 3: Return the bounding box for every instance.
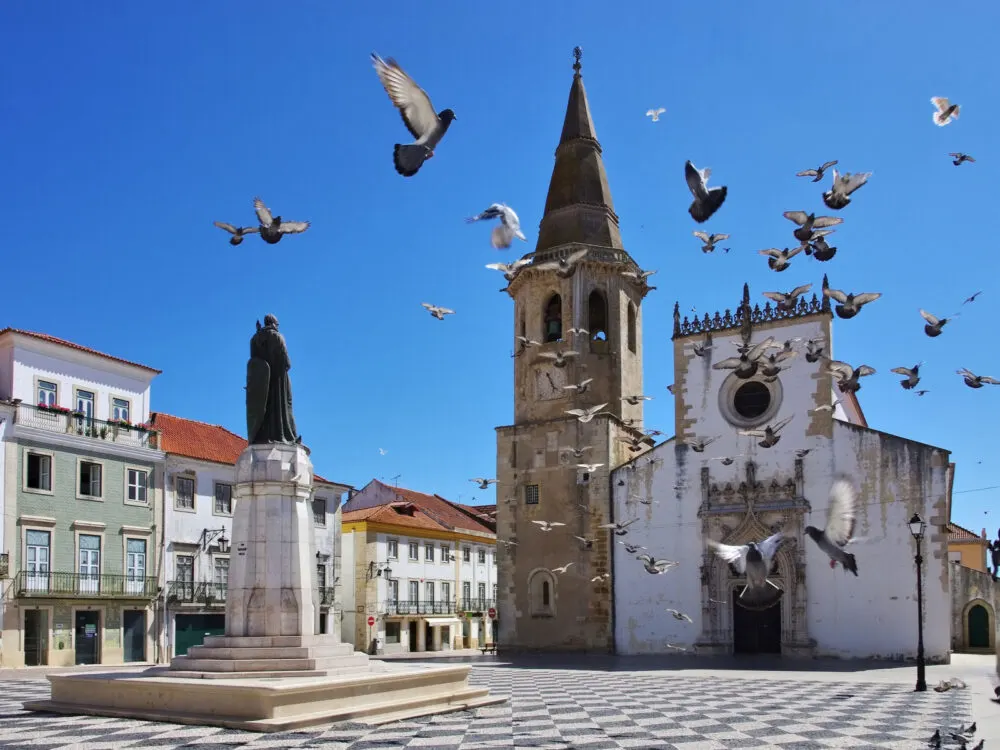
[0,654,993,749]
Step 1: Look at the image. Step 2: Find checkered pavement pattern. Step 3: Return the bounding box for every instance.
[0,666,972,749]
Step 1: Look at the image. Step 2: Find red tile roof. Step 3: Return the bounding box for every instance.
[343,480,495,537]
[0,328,161,374]
[150,412,341,485]
[948,522,987,544]
[342,504,444,532]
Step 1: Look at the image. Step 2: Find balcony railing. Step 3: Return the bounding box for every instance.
[381,600,457,616]
[14,571,158,599]
[459,598,496,614]
[15,403,159,450]
[166,580,227,604]
[319,587,335,606]
[0,553,8,579]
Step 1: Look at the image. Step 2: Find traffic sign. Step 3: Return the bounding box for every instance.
[488,607,497,619]
[367,615,375,627]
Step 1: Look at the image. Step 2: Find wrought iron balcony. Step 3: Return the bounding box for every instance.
[380,600,457,616]
[459,598,496,614]
[14,570,158,599]
[0,553,8,580]
[166,580,228,604]
[319,587,335,606]
[14,402,159,449]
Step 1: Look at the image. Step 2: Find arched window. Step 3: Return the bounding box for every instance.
[627,302,637,353]
[588,289,608,342]
[527,568,556,617]
[543,294,563,343]
[519,308,526,340]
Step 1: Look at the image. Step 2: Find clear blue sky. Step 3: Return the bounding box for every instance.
[2,2,997,532]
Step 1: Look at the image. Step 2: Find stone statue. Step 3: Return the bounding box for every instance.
[246,314,301,445]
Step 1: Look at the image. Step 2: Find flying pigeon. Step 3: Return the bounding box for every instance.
[828,361,877,393]
[421,302,455,320]
[252,198,310,244]
[738,415,793,448]
[693,231,730,253]
[531,520,566,532]
[804,476,860,576]
[707,531,791,597]
[576,463,604,473]
[712,336,776,379]
[371,52,456,177]
[638,555,678,574]
[957,369,1000,389]
[563,377,594,395]
[920,309,957,337]
[591,573,611,582]
[759,349,796,380]
[759,247,804,272]
[822,169,872,210]
[822,287,881,319]
[536,348,579,368]
[536,248,588,278]
[931,96,960,126]
[666,608,693,622]
[466,203,527,249]
[621,268,657,285]
[622,394,653,406]
[796,160,838,182]
[692,339,712,357]
[783,211,844,243]
[949,152,975,166]
[890,363,923,390]
[552,563,574,574]
[600,518,639,536]
[620,542,645,554]
[214,221,260,246]
[470,478,498,489]
[685,160,728,223]
[809,234,838,261]
[566,327,589,338]
[687,436,719,453]
[805,338,825,363]
[486,258,532,282]
[560,445,592,460]
[646,107,666,122]
[763,284,812,312]
[964,291,983,304]
[566,403,608,423]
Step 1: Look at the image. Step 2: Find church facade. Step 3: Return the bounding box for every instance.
[495,52,954,661]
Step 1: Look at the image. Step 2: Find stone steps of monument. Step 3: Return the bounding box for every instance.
[170,653,372,674]
[185,644,356,661]
[200,635,344,650]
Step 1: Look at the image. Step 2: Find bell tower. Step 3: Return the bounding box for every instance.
[495,48,654,653]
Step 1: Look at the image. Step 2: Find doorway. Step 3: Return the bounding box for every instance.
[733,589,781,654]
[74,610,101,665]
[968,604,991,648]
[23,610,48,666]
[408,622,418,651]
[122,610,146,662]
[173,614,225,656]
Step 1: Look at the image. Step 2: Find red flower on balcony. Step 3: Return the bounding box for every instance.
[37,402,71,414]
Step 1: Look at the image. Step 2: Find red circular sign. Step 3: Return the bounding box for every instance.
[488,607,497,619]
[367,616,375,627]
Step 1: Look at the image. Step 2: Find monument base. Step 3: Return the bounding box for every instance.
[25,659,505,732]
[168,634,371,678]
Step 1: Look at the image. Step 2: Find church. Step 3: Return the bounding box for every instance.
[494,53,954,661]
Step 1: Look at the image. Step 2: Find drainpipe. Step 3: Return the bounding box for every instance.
[155,465,167,663]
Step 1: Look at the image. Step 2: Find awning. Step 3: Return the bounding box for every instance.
[423,616,461,625]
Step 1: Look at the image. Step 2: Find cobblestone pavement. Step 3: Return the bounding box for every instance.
[0,664,974,749]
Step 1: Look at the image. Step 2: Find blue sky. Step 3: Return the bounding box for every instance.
[2,2,997,532]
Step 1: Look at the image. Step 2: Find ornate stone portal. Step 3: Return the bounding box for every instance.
[695,460,817,656]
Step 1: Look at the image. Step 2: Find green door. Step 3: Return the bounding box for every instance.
[968,604,991,648]
[174,614,226,656]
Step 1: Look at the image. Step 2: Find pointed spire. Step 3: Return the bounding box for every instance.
[821,274,832,313]
[535,48,622,254]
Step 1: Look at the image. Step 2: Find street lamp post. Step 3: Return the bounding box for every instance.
[908,513,927,693]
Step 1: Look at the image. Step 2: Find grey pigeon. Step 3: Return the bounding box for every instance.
[638,555,678,574]
[804,476,860,576]
[707,531,791,597]
[957,368,1000,389]
[890,362,923,390]
[486,258,531,282]
[763,284,812,312]
[421,302,455,320]
[822,287,881,319]
[252,198,310,244]
[949,152,975,166]
[371,52,456,177]
[693,231,730,253]
[536,248,588,278]
[738,415,793,448]
[713,336,776,380]
[214,221,259,246]
[467,203,527,249]
[796,159,838,182]
[685,160,728,223]
[822,169,872,210]
[759,246,803,272]
[931,96,960,126]
[804,337,825,363]
[783,211,844,243]
[920,309,957,337]
[810,234,838,261]
[827,360,876,393]
[964,291,983,304]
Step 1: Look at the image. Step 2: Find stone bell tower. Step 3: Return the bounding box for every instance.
[495,48,654,652]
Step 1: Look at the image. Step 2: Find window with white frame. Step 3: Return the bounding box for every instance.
[425,581,435,603]
[462,581,471,608]
[478,548,486,564]
[441,581,451,607]
[37,380,57,407]
[492,583,497,601]
[25,530,50,591]
[175,476,195,510]
[75,389,95,421]
[214,483,233,515]
[79,461,102,498]
[126,538,146,580]
[26,452,52,492]
[441,544,451,563]
[478,582,486,606]
[78,534,101,583]
[424,543,434,562]
[388,579,399,603]
[408,542,419,561]
[176,554,194,598]
[127,469,148,504]
[387,539,398,559]
[462,546,471,563]
[312,497,326,525]
[214,558,229,597]
[408,580,419,603]
[112,397,130,422]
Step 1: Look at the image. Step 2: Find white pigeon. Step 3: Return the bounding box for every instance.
[566,403,608,423]
[930,96,960,126]
[646,107,666,122]
[531,520,566,532]
[804,476,860,576]
[486,258,531,282]
[371,52,456,177]
[421,303,454,320]
[707,531,791,598]
[552,563,574,574]
[685,160,728,223]
[466,203,527,249]
[638,555,678,575]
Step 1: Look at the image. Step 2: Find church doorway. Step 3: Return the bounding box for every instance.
[968,603,990,649]
[732,587,782,654]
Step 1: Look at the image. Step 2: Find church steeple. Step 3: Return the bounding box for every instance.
[535,47,623,254]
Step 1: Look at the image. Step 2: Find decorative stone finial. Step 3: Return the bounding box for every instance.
[672,302,681,337]
[573,46,582,74]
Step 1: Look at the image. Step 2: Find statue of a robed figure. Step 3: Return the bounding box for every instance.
[246,314,301,445]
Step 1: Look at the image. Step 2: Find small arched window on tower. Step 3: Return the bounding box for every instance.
[627,302,637,353]
[543,294,563,343]
[527,568,556,617]
[519,308,526,341]
[587,289,608,348]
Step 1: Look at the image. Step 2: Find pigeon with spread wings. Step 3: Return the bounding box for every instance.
[707,531,791,598]
[763,284,812,312]
[828,361,876,393]
[646,107,666,122]
[931,96,960,126]
[421,303,454,320]
[685,160,728,223]
[214,221,259,246]
[822,287,881,319]
[252,198,310,244]
[466,203,527,249]
[822,169,872,210]
[693,231,730,254]
[805,476,860,576]
[796,160,838,182]
[371,52,456,177]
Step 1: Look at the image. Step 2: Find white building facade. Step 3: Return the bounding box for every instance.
[611,286,953,661]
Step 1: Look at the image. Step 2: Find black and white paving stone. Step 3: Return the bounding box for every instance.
[0,666,972,749]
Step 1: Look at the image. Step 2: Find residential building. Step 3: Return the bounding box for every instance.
[947,520,997,654]
[341,480,497,654]
[0,328,164,668]
[151,412,351,658]
[948,522,989,572]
